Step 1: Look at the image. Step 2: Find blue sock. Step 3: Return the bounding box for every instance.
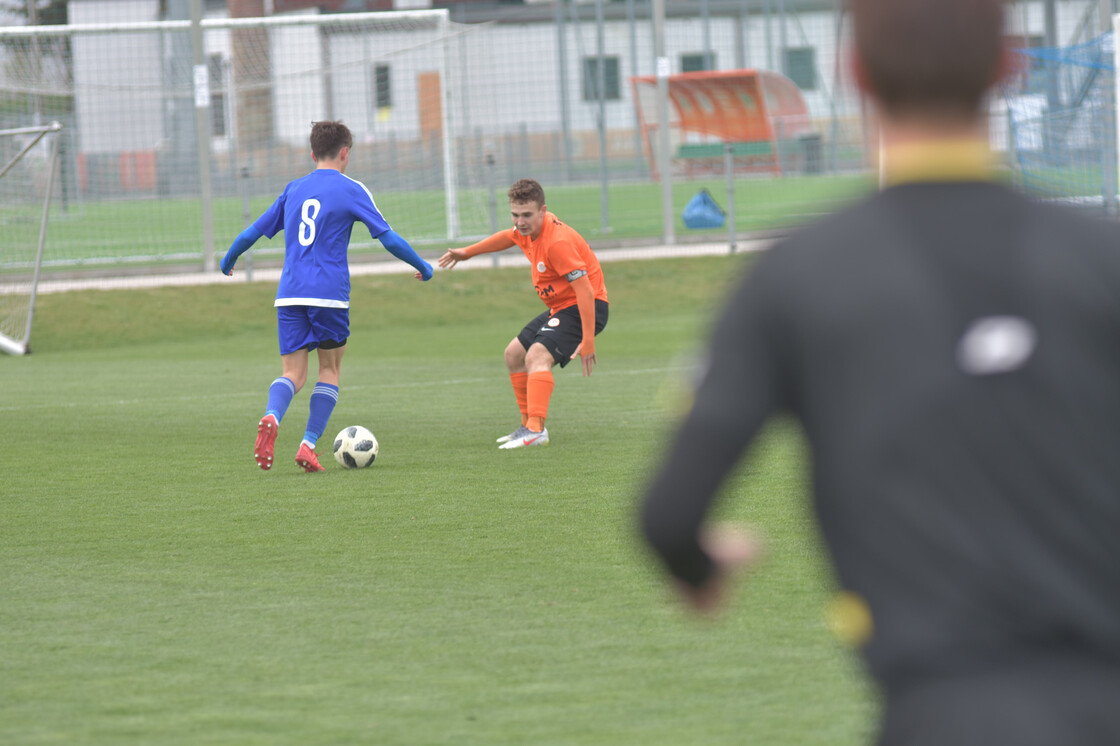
[265,377,297,422]
[302,382,339,448]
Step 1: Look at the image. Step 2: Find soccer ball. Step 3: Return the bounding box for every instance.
[333,425,379,469]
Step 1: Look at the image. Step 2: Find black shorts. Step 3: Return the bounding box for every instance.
[516,300,608,368]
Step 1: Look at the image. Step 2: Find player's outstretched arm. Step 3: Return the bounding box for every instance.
[221,225,263,276]
[378,229,433,281]
[438,231,516,269]
[675,523,764,616]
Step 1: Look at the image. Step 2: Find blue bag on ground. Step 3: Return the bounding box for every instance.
[682,188,725,229]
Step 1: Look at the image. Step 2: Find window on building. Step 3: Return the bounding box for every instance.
[208,54,226,137]
[582,56,621,101]
[681,52,715,73]
[374,64,392,109]
[783,47,816,91]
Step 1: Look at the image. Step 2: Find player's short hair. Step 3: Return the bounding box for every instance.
[508,179,546,209]
[849,0,1005,119]
[310,120,353,160]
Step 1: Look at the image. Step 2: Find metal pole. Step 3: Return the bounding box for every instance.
[488,154,501,267]
[1114,12,1120,218]
[439,16,459,240]
[1103,2,1118,216]
[240,166,254,282]
[830,0,843,174]
[1043,0,1059,160]
[764,0,773,71]
[734,0,747,69]
[190,0,216,272]
[26,0,41,123]
[456,5,472,142]
[228,59,253,282]
[487,154,498,234]
[725,143,736,253]
[556,0,573,183]
[596,0,609,234]
[23,122,63,354]
[702,0,711,69]
[653,0,675,244]
[627,0,644,174]
[778,0,787,74]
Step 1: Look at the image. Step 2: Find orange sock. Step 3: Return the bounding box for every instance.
[509,372,529,426]
[526,370,554,432]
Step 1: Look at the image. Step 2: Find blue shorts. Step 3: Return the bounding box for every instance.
[276,306,349,355]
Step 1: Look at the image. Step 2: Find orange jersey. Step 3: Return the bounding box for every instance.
[509,212,609,313]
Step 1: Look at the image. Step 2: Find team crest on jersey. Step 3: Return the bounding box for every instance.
[547,316,561,327]
[537,262,547,272]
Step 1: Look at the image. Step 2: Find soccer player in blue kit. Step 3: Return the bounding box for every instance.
[220,120,433,472]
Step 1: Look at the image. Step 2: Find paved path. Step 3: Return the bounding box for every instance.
[19,238,775,295]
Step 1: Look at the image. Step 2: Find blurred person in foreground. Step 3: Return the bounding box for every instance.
[639,0,1120,743]
[221,120,433,472]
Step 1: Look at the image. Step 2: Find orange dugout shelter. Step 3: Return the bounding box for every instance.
[630,69,813,178]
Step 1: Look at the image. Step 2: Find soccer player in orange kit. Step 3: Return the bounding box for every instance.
[438,179,608,449]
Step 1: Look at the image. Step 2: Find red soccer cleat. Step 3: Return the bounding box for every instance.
[294,442,326,473]
[254,414,278,470]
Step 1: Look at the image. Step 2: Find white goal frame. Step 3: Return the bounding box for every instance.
[1115,13,1120,201]
[0,121,63,356]
[0,9,461,275]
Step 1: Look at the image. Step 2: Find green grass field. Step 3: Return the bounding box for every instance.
[0,256,876,745]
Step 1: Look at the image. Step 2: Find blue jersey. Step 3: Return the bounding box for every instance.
[254,169,391,308]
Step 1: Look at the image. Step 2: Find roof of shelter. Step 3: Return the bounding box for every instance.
[630,69,811,142]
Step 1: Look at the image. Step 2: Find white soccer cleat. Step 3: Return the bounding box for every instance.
[498,427,549,449]
[496,425,530,444]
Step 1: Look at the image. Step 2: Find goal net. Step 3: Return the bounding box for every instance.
[0,121,63,356]
[999,30,1117,213]
[0,10,480,277]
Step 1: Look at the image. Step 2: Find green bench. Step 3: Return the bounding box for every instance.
[676,141,777,175]
[677,141,773,159]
